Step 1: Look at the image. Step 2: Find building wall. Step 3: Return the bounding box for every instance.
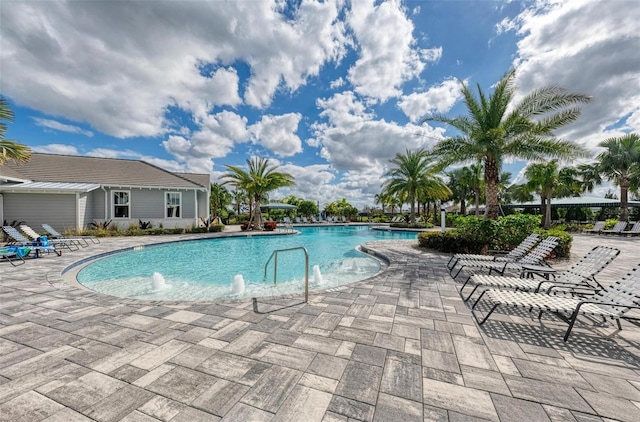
[99,188,201,229]
[2,193,76,231]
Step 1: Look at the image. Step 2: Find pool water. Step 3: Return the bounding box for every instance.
[76,225,417,301]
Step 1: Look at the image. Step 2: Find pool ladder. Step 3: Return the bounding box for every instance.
[264,246,309,302]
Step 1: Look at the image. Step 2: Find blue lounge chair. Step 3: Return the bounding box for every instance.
[2,226,61,257]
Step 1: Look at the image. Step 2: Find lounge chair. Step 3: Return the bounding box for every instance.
[311,215,318,223]
[42,223,99,244]
[451,236,559,279]
[0,245,29,266]
[471,263,640,341]
[20,224,80,251]
[2,226,61,257]
[302,217,309,223]
[341,216,347,223]
[601,221,628,235]
[461,245,620,302]
[584,221,605,234]
[621,221,640,236]
[447,233,540,271]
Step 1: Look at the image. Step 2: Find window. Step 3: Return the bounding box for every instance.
[113,191,130,218]
[166,192,181,218]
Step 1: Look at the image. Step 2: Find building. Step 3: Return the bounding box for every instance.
[0,153,211,231]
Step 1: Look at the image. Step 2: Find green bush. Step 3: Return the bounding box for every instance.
[536,228,572,258]
[391,222,435,229]
[604,219,619,229]
[209,224,225,232]
[418,214,572,258]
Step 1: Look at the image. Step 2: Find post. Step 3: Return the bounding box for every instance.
[441,206,446,233]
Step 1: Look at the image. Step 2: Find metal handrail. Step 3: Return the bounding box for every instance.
[264,246,309,302]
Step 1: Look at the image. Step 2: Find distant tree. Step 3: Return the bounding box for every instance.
[596,133,640,221]
[0,96,31,165]
[210,183,231,224]
[423,69,591,219]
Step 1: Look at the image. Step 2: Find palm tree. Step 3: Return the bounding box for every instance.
[210,183,232,224]
[383,149,443,223]
[446,168,472,215]
[221,157,295,230]
[468,163,484,216]
[0,96,31,165]
[423,69,591,219]
[597,133,640,221]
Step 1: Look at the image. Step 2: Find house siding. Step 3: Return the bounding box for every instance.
[78,192,94,229]
[91,189,106,221]
[2,193,76,231]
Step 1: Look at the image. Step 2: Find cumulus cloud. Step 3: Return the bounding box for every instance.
[346,0,440,102]
[397,78,463,122]
[32,144,79,155]
[32,118,94,137]
[249,114,303,156]
[311,91,445,172]
[0,0,347,137]
[502,0,640,154]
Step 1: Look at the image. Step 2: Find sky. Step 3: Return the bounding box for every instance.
[1,0,639,209]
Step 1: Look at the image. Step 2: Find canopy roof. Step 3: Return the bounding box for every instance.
[503,196,640,209]
[260,202,297,210]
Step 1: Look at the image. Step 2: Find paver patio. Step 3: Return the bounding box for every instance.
[1,229,639,421]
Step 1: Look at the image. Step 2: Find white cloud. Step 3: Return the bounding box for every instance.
[32,118,94,137]
[346,0,440,102]
[503,0,640,156]
[0,1,348,137]
[311,91,445,172]
[397,78,462,122]
[249,114,303,156]
[32,144,79,155]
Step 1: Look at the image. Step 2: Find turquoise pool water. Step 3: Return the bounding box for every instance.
[76,225,417,301]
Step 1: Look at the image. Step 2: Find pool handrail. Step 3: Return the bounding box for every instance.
[264,246,309,302]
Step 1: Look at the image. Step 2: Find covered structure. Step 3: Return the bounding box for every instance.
[502,196,640,209]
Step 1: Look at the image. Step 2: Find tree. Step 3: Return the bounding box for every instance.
[596,133,640,221]
[210,183,231,223]
[423,69,590,219]
[382,149,447,223]
[446,168,472,215]
[0,96,31,165]
[221,157,295,230]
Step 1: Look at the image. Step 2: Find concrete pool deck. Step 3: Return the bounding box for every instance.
[1,229,639,421]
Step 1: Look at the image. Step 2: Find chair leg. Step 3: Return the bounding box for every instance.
[471,300,499,326]
[563,305,583,342]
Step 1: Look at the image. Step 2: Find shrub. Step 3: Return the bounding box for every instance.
[418,214,572,258]
[263,221,277,231]
[604,219,619,230]
[209,224,225,232]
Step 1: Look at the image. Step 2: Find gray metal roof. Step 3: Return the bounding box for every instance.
[0,153,208,189]
[0,181,101,193]
[503,196,640,208]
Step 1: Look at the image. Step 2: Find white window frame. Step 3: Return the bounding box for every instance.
[113,190,131,219]
[165,192,182,218]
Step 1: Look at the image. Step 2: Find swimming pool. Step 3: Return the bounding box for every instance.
[76,225,417,301]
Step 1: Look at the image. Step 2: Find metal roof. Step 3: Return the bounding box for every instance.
[0,181,101,193]
[0,153,208,189]
[503,196,640,209]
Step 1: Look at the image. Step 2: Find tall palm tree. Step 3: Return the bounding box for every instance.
[221,157,295,230]
[423,69,591,219]
[383,149,445,223]
[0,96,31,165]
[597,133,640,221]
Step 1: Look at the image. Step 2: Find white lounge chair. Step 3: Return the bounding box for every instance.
[584,221,605,234]
[621,221,640,236]
[2,226,61,257]
[601,221,628,235]
[20,224,80,251]
[447,233,540,271]
[451,236,559,279]
[42,223,99,245]
[461,245,620,302]
[472,263,640,341]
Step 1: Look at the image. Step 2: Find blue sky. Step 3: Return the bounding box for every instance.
[2,0,639,208]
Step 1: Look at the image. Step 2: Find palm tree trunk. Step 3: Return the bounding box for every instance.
[620,180,629,221]
[484,158,500,220]
[409,190,416,223]
[474,190,480,216]
[544,197,552,229]
[460,199,466,216]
